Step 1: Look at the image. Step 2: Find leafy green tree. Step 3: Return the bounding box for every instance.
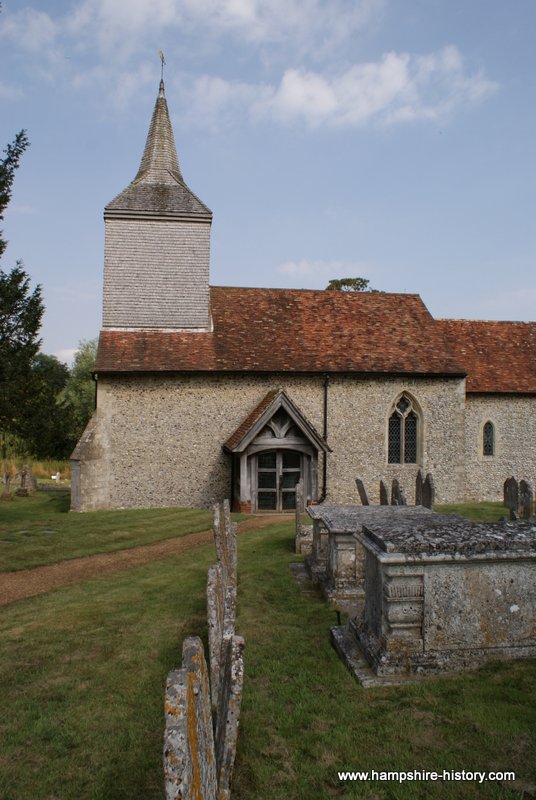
[60,339,97,441]
[325,277,378,292]
[0,131,45,460]
[25,354,74,459]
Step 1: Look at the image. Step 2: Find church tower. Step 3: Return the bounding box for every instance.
[102,80,212,331]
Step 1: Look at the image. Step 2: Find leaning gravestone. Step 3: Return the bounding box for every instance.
[355,478,370,506]
[422,473,435,510]
[379,480,389,505]
[415,469,424,506]
[519,480,534,520]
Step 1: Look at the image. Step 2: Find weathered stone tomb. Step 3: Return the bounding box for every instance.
[335,515,536,679]
[305,505,440,610]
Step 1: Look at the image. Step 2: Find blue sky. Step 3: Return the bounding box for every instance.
[1,0,535,363]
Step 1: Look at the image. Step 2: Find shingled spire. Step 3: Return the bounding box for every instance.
[105,80,211,220]
[102,79,212,330]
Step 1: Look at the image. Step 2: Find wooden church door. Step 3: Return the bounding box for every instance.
[256,450,302,511]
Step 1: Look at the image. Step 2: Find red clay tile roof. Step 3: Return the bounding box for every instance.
[96,287,464,375]
[96,287,465,377]
[224,390,280,451]
[437,319,536,394]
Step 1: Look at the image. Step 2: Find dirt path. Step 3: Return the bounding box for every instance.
[0,514,293,607]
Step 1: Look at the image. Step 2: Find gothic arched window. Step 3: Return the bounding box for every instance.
[483,421,495,456]
[388,394,420,464]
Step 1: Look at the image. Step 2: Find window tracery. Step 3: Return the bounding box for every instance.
[388,394,420,464]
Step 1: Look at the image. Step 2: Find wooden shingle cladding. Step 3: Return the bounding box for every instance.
[437,319,536,394]
[102,79,212,332]
[96,287,465,377]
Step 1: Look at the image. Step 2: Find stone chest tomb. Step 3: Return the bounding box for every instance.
[334,513,536,679]
[306,505,440,610]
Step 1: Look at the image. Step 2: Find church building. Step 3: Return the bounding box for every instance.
[71,80,536,512]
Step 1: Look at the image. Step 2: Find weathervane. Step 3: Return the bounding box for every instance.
[158,50,166,81]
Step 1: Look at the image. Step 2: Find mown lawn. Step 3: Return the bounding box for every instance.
[0,504,534,799]
[435,501,506,522]
[0,491,217,572]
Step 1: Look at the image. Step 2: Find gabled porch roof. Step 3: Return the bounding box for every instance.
[223,389,330,454]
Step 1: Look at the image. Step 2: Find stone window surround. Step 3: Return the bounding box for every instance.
[481,418,498,458]
[386,391,423,466]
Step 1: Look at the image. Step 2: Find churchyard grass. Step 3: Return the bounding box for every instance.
[0,508,534,799]
[435,501,506,522]
[0,490,216,572]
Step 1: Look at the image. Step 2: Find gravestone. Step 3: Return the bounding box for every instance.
[15,464,36,497]
[295,478,313,555]
[503,476,519,520]
[391,479,406,506]
[415,469,423,506]
[164,637,217,800]
[422,473,435,510]
[355,478,370,506]
[379,480,389,505]
[519,480,533,520]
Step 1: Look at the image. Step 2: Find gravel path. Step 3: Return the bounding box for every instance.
[0,514,292,606]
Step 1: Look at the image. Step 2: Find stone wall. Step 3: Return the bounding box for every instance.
[463,395,536,501]
[70,410,111,512]
[103,218,211,330]
[73,372,468,511]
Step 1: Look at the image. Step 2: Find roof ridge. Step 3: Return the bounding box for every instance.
[438,318,536,326]
[210,285,422,298]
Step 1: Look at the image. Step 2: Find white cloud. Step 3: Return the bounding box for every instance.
[72,61,155,108]
[0,7,57,52]
[255,47,498,127]
[65,0,382,55]
[182,46,497,130]
[179,75,269,128]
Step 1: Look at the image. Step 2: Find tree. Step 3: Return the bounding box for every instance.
[60,339,98,441]
[325,277,378,292]
[24,354,74,459]
[0,265,44,458]
[0,130,46,461]
[0,130,30,260]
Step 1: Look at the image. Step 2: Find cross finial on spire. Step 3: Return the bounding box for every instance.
[159,50,166,81]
